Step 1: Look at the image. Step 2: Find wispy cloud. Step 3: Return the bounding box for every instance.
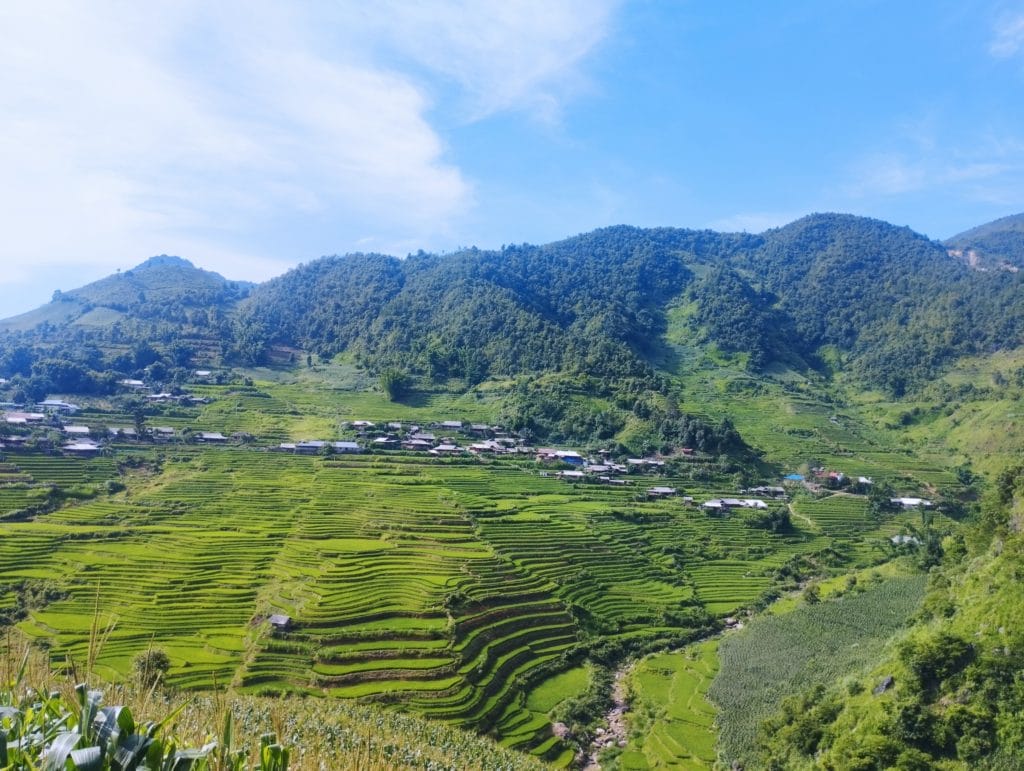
[847,154,930,196]
[707,212,802,233]
[0,0,616,300]
[366,0,619,122]
[990,12,1024,58]
[845,127,1024,201]
[847,152,1019,198]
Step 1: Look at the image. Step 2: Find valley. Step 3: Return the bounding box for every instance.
[2,212,1023,768]
[0,364,966,768]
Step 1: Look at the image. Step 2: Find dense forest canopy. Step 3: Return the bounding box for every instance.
[945,212,1024,269]
[3,213,1024,401]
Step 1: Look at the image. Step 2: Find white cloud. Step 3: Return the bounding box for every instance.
[990,12,1024,58]
[364,0,619,121]
[0,0,616,311]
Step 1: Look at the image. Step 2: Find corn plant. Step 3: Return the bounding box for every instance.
[0,666,289,771]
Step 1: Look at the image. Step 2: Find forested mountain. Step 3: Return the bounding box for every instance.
[233,227,756,381]
[732,214,1024,394]
[3,213,1024,400]
[0,256,250,399]
[234,213,1024,394]
[945,212,1024,270]
[0,255,250,333]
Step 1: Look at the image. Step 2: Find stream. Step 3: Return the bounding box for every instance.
[581,665,631,770]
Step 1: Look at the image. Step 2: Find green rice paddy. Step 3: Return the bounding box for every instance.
[0,372,965,764]
[620,640,719,770]
[0,440,933,763]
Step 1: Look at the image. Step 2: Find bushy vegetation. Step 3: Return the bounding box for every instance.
[754,467,1024,769]
[0,634,544,771]
[0,647,290,770]
[708,571,928,766]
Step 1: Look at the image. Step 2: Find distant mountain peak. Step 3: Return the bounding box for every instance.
[135,255,196,270]
[945,212,1024,271]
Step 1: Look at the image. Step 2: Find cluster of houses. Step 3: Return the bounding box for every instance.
[785,467,934,510]
[1,393,942,518]
[2,400,98,455]
[547,461,781,508]
[0,372,227,456]
[119,376,212,405]
[0,398,189,456]
[270,423,695,499]
[539,449,683,489]
[339,420,538,457]
[276,421,557,457]
[2,401,735,501]
[785,468,875,494]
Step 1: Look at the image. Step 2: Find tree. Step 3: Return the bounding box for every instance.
[133,648,171,686]
[869,481,899,517]
[168,341,194,367]
[123,399,147,435]
[379,369,408,401]
[133,343,161,370]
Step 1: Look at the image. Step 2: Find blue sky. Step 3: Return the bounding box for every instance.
[2,0,1024,315]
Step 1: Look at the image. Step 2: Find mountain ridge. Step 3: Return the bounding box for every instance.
[944,212,1024,271]
[2,212,1023,400]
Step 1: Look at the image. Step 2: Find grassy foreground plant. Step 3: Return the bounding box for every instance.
[0,638,289,771]
[0,631,546,771]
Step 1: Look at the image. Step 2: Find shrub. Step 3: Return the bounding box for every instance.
[898,632,974,691]
[133,648,171,686]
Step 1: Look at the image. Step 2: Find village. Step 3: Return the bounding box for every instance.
[0,372,935,523]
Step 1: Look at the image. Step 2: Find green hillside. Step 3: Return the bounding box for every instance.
[0,213,1021,404]
[3,214,1024,425]
[754,467,1024,769]
[2,212,1024,768]
[945,212,1024,270]
[0,255,249,332]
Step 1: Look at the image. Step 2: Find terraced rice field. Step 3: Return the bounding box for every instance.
[621,640,719,770]
[791,493,952,564]
[7,454,118,487]
[0,446,933,762]
[0,454,122,521]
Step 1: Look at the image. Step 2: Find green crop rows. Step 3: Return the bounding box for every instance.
[0,445,933,762]
[708,573,928,766]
